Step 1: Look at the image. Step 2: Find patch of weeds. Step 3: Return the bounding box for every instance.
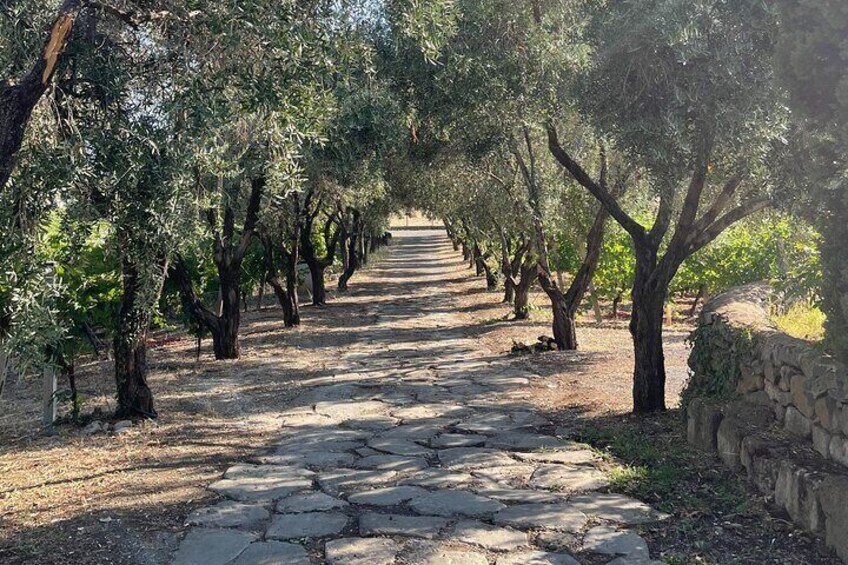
[576,411,748,517]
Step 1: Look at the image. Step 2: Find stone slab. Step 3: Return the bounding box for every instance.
[266,511,348,539]
[325,537,400,565]
[275,492,349,513]
[408,489,506,517]
[452,519,528,551]
[359,512,448,538]
[172,528,258,565]
[493,503,588,532]
[230,541,311,565]
[185,501,270,530]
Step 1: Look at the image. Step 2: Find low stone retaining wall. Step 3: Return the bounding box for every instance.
[685,284,848,562]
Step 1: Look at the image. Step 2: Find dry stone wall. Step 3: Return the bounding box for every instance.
[685,283,848,562]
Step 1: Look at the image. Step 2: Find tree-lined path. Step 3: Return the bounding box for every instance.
[171,227,667,565]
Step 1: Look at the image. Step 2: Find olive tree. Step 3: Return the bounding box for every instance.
[547,0,784,412]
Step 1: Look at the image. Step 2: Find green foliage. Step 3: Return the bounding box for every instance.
[593,225,636,303]
[674,215,821,300]
[682,324,755,410]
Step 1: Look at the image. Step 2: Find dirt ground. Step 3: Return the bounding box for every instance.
[0,222,840,564]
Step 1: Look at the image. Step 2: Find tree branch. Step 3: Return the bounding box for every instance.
[546,123,645,241]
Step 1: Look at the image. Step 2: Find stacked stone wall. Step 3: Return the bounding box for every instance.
[685,283,848,561]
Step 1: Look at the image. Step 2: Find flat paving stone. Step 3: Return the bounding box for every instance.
[317,468,398,495]
[583,525,649,558]
[515,449,599,466]
[569,492,666,525]
[230,541,311,565]
[325,537,400,565]
[172,528,257,565]
[429,433,487,448]
[485,433,568,451]
[355,454,428,472]
[368,437,434,456]
[529,464,610,492]
[493,503,588,532]
[473,486,566,504]
[471,464,536,483]
[408,489,505,517]
[266,511,348,540]
[209,465,315,502]
[399,468,476,488]
[359,512,448,538]
[185,501,269,530]
[260,451,357,468]
[495,550,580,565]
[457,412,548,434]
[275,492,348,513]
[348,485,428,506]
[438,447,517,470]
[403,543,490,565]
[452,519,528,551]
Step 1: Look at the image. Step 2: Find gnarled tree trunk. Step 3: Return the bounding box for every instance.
[338,209,361,291]
[114,255,163,419]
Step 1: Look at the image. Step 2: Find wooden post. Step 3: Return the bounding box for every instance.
[43,262,57,426]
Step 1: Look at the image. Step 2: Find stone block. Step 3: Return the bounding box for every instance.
[775,460,826,534]
[812,426,832,458]
[740,436,788,494]
[829,435,848,467]
[817,474,848,561]
[785,406,813,439]
[737,365,764,394]
[717,418,747,471]
[744,390,772,407]
[763,358,777,383]
[764,381,792,407]
[790,374,817,419]
[815,395,840,433]
[687,398,723,452]
[839,405,848,436]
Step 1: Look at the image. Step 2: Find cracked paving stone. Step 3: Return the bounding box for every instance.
[582,525,649,558]
[493,503,588,532]
[437,447,517,470]
[348,485,428,506]
[185,501,270,530]
[265,511,348,540]
[230,541,311,565]
[451,519,528,551]
[172,528,258,565]
[325,537,400,565]
[359,512,449,538]
[495,550,580,565]
[274,492,349,513]
[368,437,434,456]
[408,489,506,517]
[529,464,610,492]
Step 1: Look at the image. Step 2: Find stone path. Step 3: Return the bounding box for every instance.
[171,228,668,565]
